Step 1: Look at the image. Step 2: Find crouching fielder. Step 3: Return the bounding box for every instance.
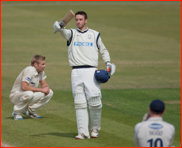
[53,11,115,139]
[9,54,53,120]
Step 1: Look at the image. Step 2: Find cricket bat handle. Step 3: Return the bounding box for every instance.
[54,10,75,34]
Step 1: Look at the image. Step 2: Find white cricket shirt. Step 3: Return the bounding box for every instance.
[10,66,47,94]
[134,117,175,147]
[59,28,110,67]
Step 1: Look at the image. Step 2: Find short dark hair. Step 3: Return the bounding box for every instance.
[75,11,87,19]
[31,54,45,66]
[150,110,164,115]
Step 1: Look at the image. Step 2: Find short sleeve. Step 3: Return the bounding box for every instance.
[39,71,47,81]
[22,67,33,84]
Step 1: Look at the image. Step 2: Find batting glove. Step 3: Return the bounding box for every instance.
[106,62,116,76]
[106,62,112,71]
[53,21,62,32]
[142,112,150,122]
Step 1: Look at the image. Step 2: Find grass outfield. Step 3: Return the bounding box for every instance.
[1,1,181,147]
[1,89,181,147]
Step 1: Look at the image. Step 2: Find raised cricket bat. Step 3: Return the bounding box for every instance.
[54,10,75,34]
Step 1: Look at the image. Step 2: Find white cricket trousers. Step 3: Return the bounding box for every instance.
[9,89,53,114]
[71,67,102,137]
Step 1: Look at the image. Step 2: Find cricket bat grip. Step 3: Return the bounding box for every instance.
[107,68,111,72]
[53,10,75,34]
[54,30,57,34]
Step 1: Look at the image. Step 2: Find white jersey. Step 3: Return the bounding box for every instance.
[134,117,175,147]
[10,66,47,94]
[59,28,110,67]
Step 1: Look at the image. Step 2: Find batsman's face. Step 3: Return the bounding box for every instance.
[75,15,87,30]
[34,60,46,73]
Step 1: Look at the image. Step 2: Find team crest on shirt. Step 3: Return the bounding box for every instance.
[88,34,92,39]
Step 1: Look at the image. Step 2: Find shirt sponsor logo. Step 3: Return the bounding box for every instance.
[149,123,163,129]
[26,77,31,82]
[74,42,93,47]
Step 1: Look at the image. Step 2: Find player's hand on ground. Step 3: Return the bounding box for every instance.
[53,21,61,32]
[142,112,150,121]
[41,87,50,95]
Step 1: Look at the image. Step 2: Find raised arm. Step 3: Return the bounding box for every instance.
[53,21,72,41]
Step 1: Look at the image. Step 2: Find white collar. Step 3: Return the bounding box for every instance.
[148,117,163,121]
[77,27,88,33]
[32,66,39,76]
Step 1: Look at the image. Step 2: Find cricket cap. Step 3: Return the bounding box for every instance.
[150,99,165,113]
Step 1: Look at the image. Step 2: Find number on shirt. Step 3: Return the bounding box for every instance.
[147,138,163,147]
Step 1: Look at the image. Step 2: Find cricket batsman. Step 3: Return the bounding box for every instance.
[53,11,115,139]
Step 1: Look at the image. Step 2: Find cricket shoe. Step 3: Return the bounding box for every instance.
[29,113,42,119]
[12,112,23,120]
[91,129,99,138]
[75,133,90,139]
[22,109,41,119]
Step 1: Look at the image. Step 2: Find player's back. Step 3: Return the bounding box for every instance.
[134,117,175,147]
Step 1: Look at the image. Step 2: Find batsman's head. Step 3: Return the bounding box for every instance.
[75,11,87,31]
[149,99,165,115]
[31,54,46,73]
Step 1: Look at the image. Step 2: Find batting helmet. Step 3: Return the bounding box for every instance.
[95,69,110,83]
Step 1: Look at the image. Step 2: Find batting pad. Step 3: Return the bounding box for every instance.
[88,96,102,131]
[74,93,89,137]
[74,93,87,109]
[76,108,89,137]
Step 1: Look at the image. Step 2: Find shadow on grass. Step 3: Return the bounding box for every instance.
[31,132,76,138]
[5,116,47,120]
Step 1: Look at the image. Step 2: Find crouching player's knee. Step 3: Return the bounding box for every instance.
[43,89,53,102]
[48,89,53,98]
[21,91,34,102]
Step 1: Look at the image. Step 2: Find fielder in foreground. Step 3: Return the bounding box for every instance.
[53,11,115,139]
[134,99,175,147]
[9,54,53,120]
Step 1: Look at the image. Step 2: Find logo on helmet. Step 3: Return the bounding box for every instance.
[94,70,110,83]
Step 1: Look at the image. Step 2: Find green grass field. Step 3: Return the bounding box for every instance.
[1,1,181,147]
